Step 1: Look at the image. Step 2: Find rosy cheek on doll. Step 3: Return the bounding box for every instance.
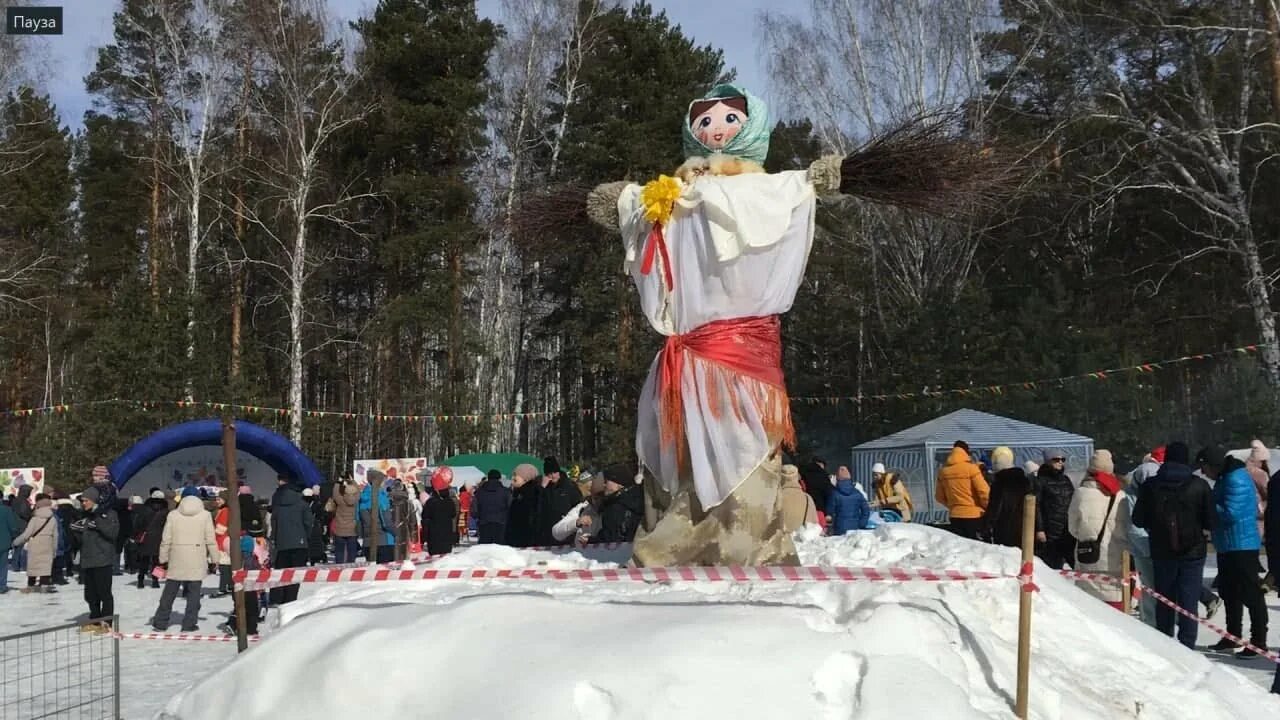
[692,103,746,150]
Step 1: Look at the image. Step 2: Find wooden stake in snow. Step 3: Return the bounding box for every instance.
[1121,550,1132,614]
[1015,494,1035,719]
[224,418,249,653]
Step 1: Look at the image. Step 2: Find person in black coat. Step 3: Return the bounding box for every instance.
[535,457,583,547]
[800,459,832,523]
[303,488,328,565]
[985,455,1043,549]
[506,465,541,548]
[422,483,458,556]
[593,465,643,544]
[1035,448,1075,569]
[135,493,170,588]
[471,470,512,544]
[269,476,313,605]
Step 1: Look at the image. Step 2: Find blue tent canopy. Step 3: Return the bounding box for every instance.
[850,409,1093,525]
[108,419,323,489]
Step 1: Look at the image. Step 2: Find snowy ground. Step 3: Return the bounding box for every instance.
[1,529,1277,719]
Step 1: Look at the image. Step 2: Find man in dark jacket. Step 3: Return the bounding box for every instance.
[471,470,512,544]
[1035,448,1075,569]
[10,485,33,573]
[1131,441,1216,649]
[73,486,119,629]
[269,476,313,605]
[535,457,583,546]
[594,465,643,544]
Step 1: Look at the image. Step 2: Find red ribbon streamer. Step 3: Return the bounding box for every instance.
[640,222,674,291]
[1018,561,1039,593]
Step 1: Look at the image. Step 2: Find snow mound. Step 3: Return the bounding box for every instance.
[162,525,1278,719]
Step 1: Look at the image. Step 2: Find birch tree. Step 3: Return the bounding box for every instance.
[758,0,1003,315]
[993,0,1280,387]
[238,0,372,445]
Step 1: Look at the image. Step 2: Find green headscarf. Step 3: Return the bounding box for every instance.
[681,83,771,165]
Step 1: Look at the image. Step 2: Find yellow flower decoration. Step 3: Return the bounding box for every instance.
[641,174,682,226]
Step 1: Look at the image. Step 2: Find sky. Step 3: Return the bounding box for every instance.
[25,0,789,131]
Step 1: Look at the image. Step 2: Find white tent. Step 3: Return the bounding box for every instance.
[851,409,1094,524]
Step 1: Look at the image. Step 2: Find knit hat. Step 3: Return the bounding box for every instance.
[682,83,771,164]
[1151,446,1166,464]
[487,469,502,482]
[1023,460,1040,475]
[991,446,1015,472]
[512,464,538,483]
[1041,448,1067,464]
[91,465,110,483]
[871,462,886,474]
[150,490,165,500]
[238,485,253,496]
[302,487,314,497]
[431,466,453,493]
[602,464,635,488]
[82,486,102,504]
[1164,442,1189,466]
[129,495,143,505]
[1249,439,1269,464]
[1088,449,1114,475]
[543,457,561,476]
[181,487,200,498]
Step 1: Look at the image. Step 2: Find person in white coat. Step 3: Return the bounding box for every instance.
[151,491,218,632]
[1068,450,1131,608]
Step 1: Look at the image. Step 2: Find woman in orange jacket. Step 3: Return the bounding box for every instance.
[935,444,990,539]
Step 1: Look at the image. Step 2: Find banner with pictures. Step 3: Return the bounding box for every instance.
[1,467,45,500]
[353,458,431,487]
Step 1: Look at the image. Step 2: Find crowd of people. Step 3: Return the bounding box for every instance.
[905,440,1275,666]
[0,456,646,637]
[1,447,1275,693]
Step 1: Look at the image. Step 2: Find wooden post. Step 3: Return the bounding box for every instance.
[223,417,249,653]
[1015,494,1036,719]
[1121,550,1132,615]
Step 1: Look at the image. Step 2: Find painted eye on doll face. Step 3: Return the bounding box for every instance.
[692,101,747,150]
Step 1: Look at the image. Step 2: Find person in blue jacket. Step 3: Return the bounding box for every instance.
[357,476,396,563]
[1197,446,1268,655]
[827,470,871,535]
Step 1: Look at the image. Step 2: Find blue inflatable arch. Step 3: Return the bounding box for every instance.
[108,419,323,489]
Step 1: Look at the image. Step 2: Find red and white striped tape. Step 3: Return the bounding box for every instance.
[112,632,261,643]
[1057,569,1128,586]
[1137,582,1279,664]
[233,564,1009,591]
[523,542,631,551]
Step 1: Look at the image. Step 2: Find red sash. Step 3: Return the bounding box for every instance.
[656,315,795,456]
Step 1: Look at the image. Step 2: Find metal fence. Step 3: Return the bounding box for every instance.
[0,618,119,720]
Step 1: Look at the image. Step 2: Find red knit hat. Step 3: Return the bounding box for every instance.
[1151,446,1166,464]
[431,467,453,493]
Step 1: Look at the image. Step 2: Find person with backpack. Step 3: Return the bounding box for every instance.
[1131,441,1215,649]
[1197,445,1268,656]
[1067,450,1130,608]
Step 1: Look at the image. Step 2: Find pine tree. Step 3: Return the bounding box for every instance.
[353,0,498,455]
[528,0,728,462]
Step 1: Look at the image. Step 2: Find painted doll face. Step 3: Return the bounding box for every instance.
[691,100,747,151]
